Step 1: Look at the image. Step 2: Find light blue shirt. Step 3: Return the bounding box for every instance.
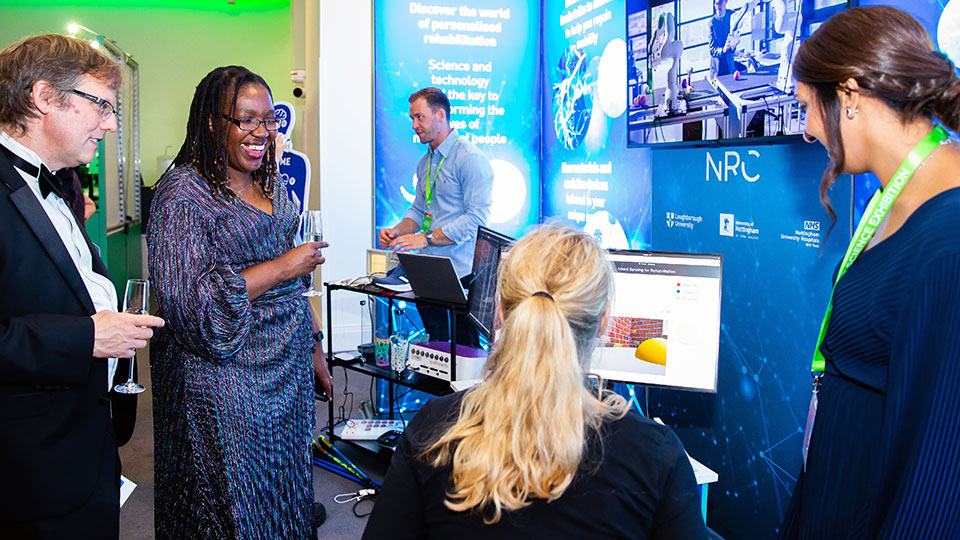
[403,129,493,277]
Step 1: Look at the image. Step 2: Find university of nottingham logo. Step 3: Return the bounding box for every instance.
[720,213,734,237]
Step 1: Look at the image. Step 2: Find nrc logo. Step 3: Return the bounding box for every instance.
[804,221,820,231]
[706,150,761,183]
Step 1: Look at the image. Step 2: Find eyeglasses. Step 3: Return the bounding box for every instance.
[221,115,282,132]
[69,89,116,119]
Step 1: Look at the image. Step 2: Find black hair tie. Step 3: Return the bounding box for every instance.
[532,291,554,301]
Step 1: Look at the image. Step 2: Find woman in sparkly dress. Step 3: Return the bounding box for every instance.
[147,66,332,539]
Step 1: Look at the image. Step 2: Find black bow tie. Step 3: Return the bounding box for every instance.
[0,144,71,201]
[40,168,72,201]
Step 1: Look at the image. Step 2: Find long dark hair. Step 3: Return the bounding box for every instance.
[169,65,277,200]
[793,6,960,225]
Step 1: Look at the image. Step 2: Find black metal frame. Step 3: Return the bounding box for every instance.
[324,281,461,457]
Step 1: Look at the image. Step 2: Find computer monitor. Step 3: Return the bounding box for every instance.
[590,249,722,393]
[466,226,514,340]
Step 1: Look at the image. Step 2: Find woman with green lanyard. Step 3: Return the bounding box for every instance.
[779,7,960,539]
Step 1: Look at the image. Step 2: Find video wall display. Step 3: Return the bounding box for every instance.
[626,0,847,146]
[542,0,654,250]
[374,0,540,239]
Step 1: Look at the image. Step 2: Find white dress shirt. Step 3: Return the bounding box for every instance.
[0,132,118,390]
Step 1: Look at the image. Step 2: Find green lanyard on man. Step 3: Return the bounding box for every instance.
[420,134,459,234]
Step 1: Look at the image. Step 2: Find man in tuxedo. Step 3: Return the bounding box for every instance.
[0,34,164,539]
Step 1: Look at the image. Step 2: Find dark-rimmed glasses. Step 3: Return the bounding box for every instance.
[222,114,282,132]
[69,89,116,119]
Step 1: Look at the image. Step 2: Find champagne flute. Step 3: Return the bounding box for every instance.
[114,279,148,394]
[302,210,323,297]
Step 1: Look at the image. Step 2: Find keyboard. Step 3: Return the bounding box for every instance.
[340,418,406,440]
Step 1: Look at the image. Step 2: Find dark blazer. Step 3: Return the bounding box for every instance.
[0,148,118,520]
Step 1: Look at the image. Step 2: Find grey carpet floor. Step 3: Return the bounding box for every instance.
[118,347,388,539]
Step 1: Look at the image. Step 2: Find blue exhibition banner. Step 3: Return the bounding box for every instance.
[541,0,653,249]
[274,101,311,215]
[374,0,540,240]
[649,141,851,539]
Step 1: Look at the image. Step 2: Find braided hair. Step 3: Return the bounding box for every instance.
[793,6,960,229]
[168,65,277,200]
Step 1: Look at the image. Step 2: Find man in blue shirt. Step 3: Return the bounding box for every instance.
[379,87,493,345]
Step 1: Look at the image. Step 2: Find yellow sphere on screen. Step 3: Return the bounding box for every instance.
[635,337,667,366]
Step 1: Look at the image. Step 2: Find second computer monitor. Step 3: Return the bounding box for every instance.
[466,226,514,341]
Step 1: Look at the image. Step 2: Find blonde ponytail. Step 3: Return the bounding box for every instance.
[422,223,628,523]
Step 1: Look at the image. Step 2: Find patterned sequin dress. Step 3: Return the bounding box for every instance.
[147,166,314,539]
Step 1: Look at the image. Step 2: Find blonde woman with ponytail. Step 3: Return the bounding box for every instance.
[363,223,706,539]
[780,6,960,540]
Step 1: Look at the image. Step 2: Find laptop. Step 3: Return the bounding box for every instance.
[396,252,467,305]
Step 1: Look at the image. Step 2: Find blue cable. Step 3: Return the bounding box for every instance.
[314,445,382,489]
[626,384,645,416]
[313,458,358,481]
[313,458,375,488]
[319,437,379,486]
[316,437,365,479]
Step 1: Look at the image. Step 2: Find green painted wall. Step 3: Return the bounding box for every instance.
[0,0,297,187]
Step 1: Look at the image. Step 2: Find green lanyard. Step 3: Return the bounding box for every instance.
[420,134,459,234]
[811,125,949,372]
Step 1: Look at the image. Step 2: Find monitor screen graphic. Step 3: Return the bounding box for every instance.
[590,249,722,392]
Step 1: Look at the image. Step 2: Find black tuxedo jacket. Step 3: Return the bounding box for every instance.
[0,149,119,520]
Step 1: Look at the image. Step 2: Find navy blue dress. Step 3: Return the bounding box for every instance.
[779,187,960,538]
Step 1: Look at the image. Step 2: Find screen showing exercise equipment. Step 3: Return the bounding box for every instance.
[590,249,722,392]
[626,0,849,145]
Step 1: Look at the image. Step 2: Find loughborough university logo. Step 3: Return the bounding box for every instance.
[666,212,675,228]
